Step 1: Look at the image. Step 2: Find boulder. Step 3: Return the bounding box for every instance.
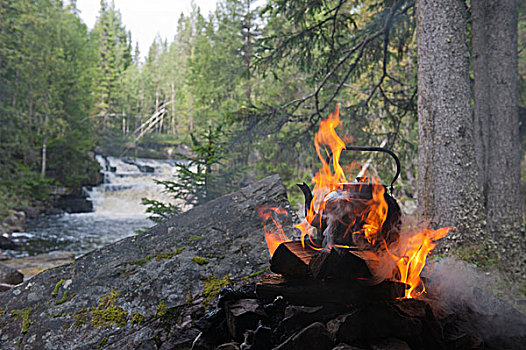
[0,175,296,349]
[0,210,26,234]
[0,264,24,285]
[0,235,17,249]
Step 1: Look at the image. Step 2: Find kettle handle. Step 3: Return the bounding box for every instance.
[326,146,401,194]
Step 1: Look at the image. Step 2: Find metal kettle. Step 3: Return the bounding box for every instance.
[298,146,402,248]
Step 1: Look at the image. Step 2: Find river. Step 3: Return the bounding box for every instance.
[6,156,181,258]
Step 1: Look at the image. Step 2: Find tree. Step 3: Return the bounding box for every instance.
[416,0,486,248]
[472,0,523,275]
[92,0,132,126]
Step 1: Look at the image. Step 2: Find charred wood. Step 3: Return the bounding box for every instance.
[308,247,371,281]
[256,274,406,306]
[270,241,317,277]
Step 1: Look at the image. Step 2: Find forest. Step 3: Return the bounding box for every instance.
[0,0,525,279]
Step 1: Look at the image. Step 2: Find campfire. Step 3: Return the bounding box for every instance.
[191,106,525,350]
[259,104,451,300]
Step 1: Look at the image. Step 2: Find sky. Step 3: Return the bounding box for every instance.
[76,0,219,59]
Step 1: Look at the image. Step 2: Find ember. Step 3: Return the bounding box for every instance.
[259,105,452,298]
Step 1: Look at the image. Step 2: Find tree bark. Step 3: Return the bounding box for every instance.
[472,0,523,275]
[416,0,486,248]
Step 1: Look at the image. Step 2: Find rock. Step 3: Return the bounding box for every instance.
[327,299,446,349]
[225,299,267,341]
[276,305,340,341]
[1,251,75,279]
[217,342,240,350]
[274,322,333,350]
[0,235,17,249]
[369,338,411,350]
[331,344,365,350]
[54,193,93,213]
[0,175,295,349]
[0,264,24,285]
[2,210,26,233]
[0,283,15,292]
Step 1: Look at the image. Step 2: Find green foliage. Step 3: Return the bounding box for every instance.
[188,235,204,242]
[131,312,145,326]
[54,290,69,305]
[126,255,152,267]
[192,256,209,265]
[91,290,128,329]
[51,279,66,297]
[10,307,32,335]
[202,275,231,307]
[155,300,167,318]
[142,124,231,221]
[0,0,99,213]
[155,247,185,261]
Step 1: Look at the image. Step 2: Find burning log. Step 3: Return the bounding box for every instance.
[255,274,406,306]
[270,241,317,277]
[308,247,371,281]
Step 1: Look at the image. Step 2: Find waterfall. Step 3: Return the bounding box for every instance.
[8,155,186,258]
[87,155,182,217]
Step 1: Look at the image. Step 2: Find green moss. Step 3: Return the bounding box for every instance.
[453,244,499,269]
[98,336,109,349]
[51,279,66,296]
[69,290,129,331]
[131,312,145,326]
[155,300,167,318]
[91,290,128,329]
[202,275,231,307]
[155,247,186,261]
[192,256,209,265]
[205,253,214,258]
[188,235,204,242]
[126,255,152,267]
[54,290,69,305]
[72,307,90,330]
[248,268,269,278]
[185,293,193,306]
[11,307,32,335]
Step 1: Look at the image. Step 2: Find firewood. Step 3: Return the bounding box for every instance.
[270,241,317,277]
[256,274,406,306]
[308,247,371,281]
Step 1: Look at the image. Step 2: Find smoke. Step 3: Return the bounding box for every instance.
[423,257,526,343]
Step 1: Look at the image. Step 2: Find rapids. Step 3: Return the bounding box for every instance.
[5,155,182,258]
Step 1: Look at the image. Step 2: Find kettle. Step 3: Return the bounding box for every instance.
[298,146,402,249]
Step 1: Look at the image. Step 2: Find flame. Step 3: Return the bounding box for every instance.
[261,105,451,299]
[393,225,450,298]
[257,205,290,256]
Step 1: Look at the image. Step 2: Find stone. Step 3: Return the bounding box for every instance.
[217,342,240,350]
[225,299,267,341]
[332,344,365,350]
[369,338,411,350]
[0,175,295,349]
[0,283,15,292]
[0,264,24,285]
[0,235,17,249]
[274,322,333,350]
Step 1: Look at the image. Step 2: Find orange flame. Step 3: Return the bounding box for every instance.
[261,105,450,299]
[257,205,290,256]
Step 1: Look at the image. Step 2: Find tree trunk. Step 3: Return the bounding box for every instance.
[416,0,486,249]
[472,0,523,275]
[41,134,48,176]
